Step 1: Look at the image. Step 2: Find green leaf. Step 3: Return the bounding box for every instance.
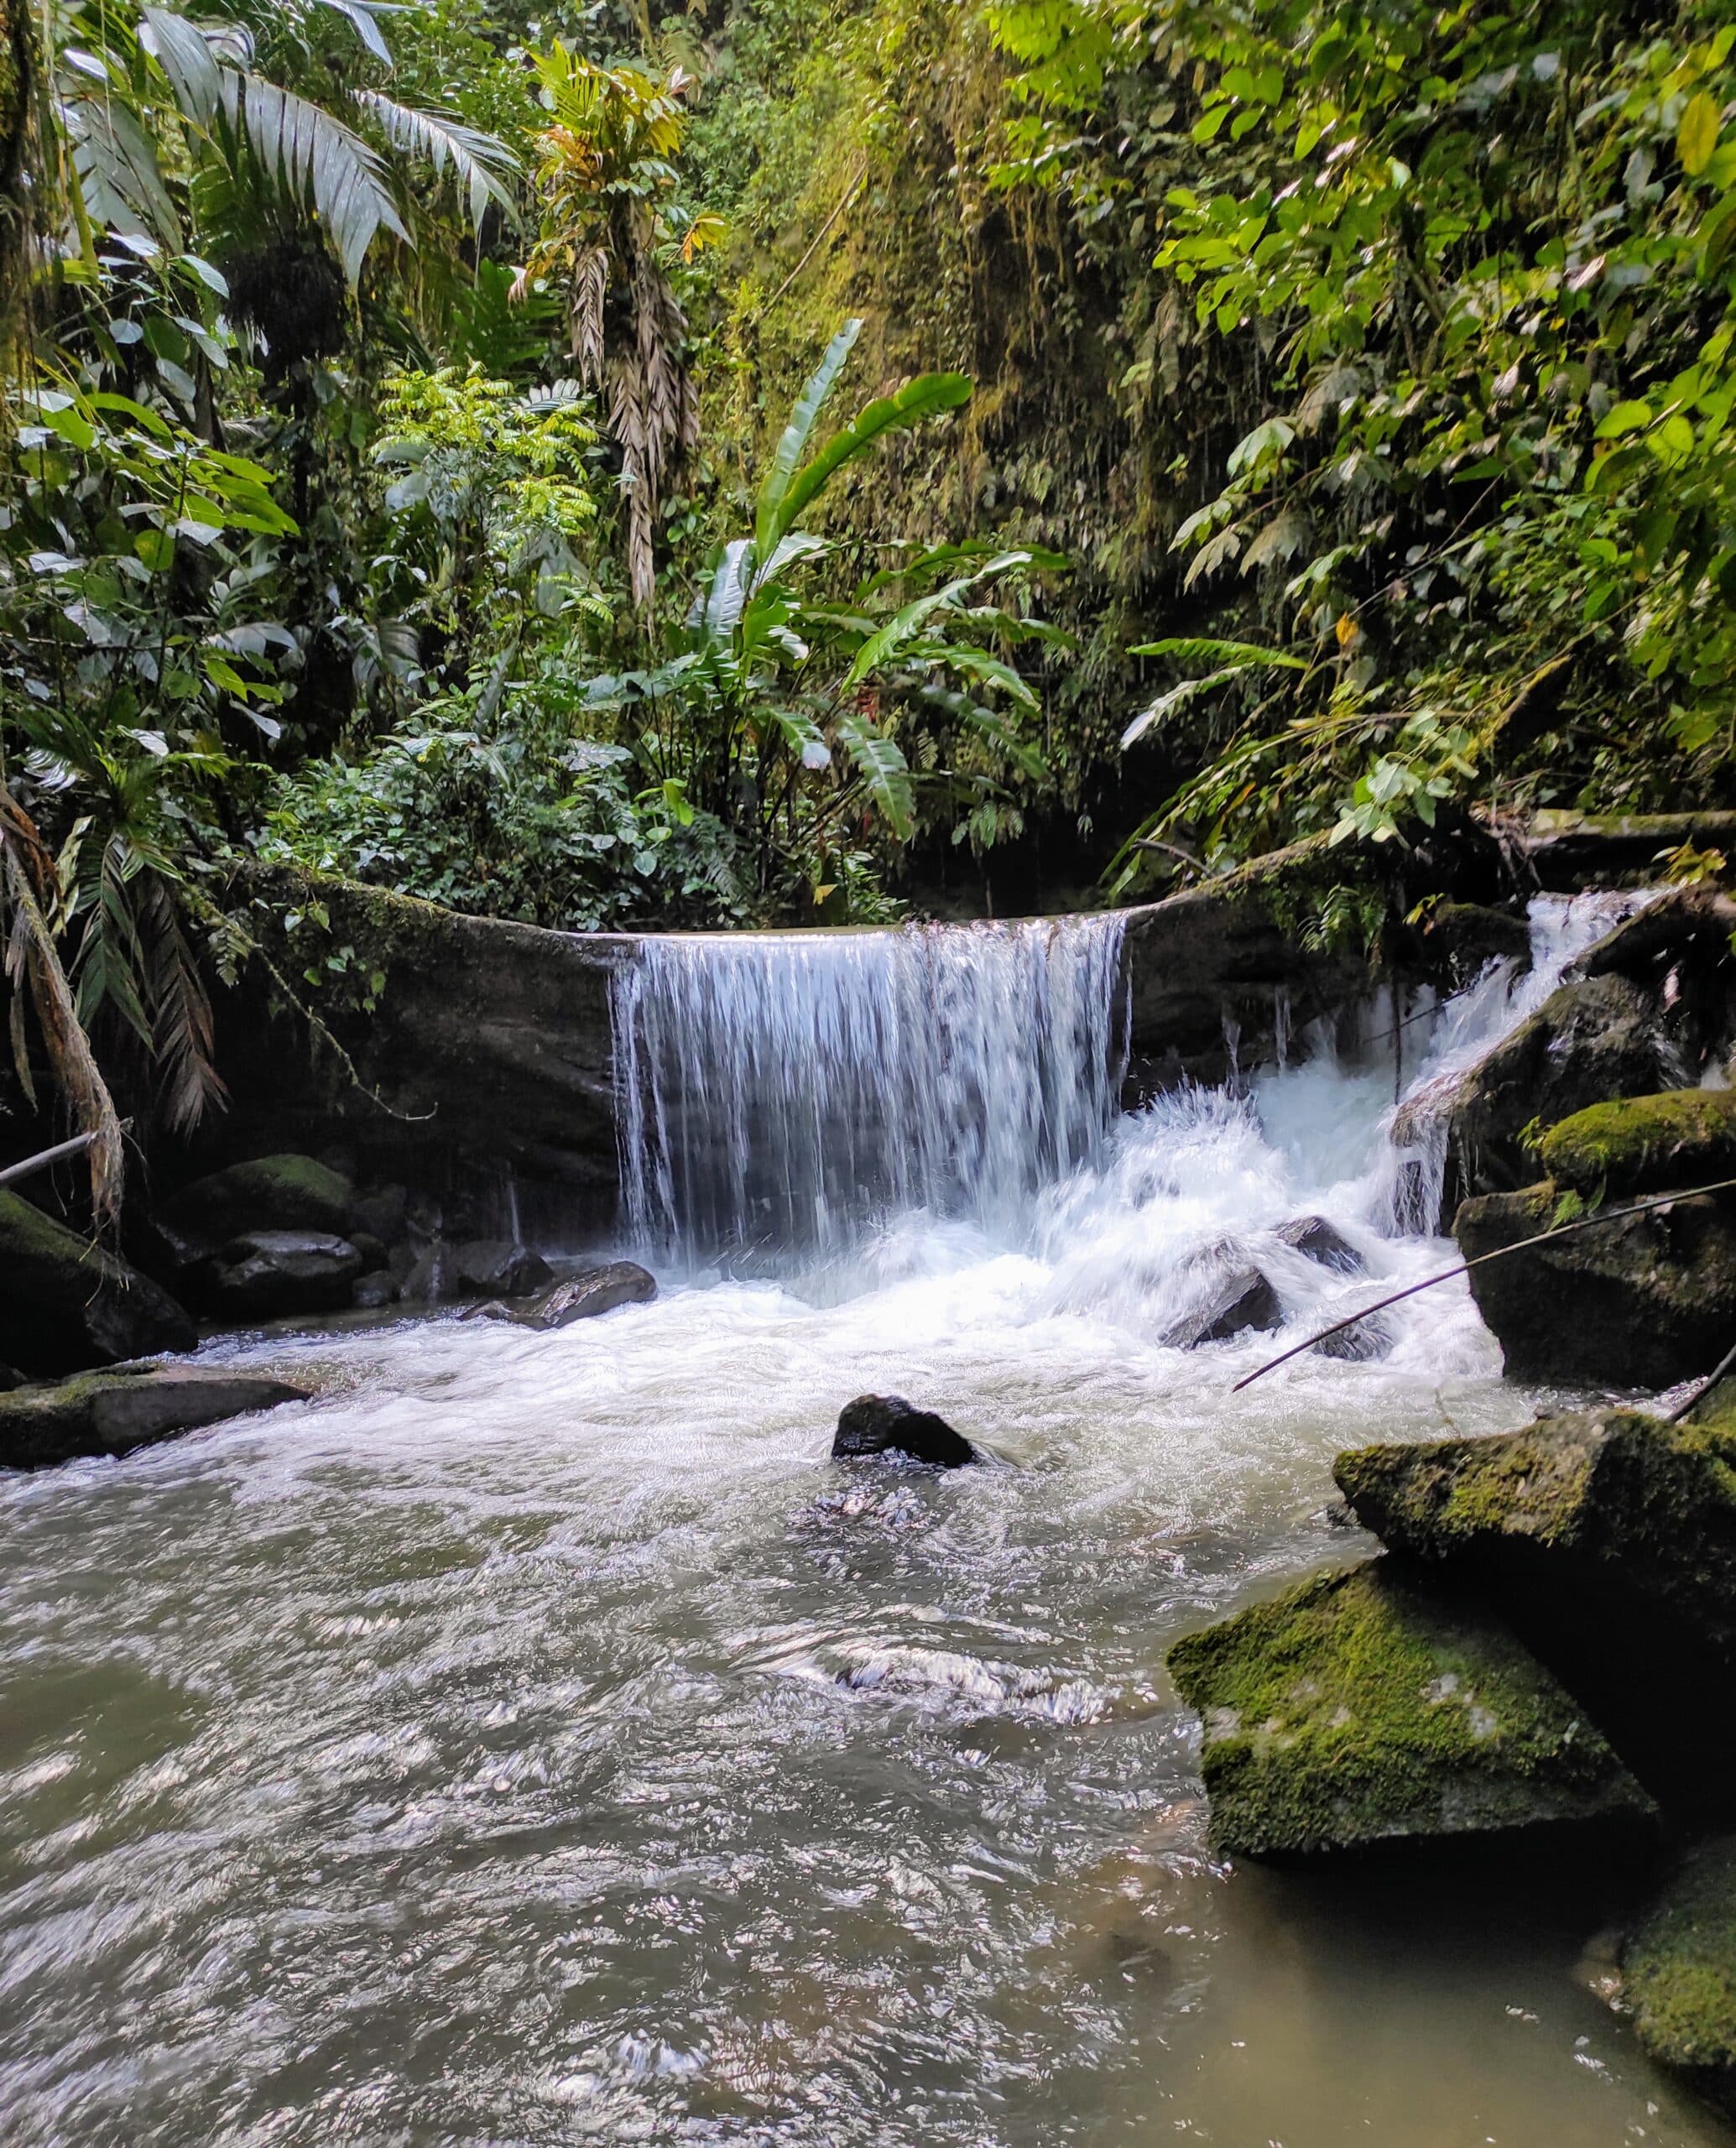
[1680,91,1722,179]
[769,369,972,559]
[755,318,863,560]
[834,712,914,839]
[1128,635,1309,669]
[354,91,519,229]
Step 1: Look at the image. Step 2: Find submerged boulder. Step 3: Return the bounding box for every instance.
[1163,1262,1280,1350]
[155,1153,354,1266]
[0,1363,308,1471]
[1622,1837,1736,2115]
[832,1395,977,1468]
[1456,1182,1736,1387]
[204,1230,363,1318]
[1413,902,1533,990]
[1335,1405,1736,1815]
[1538,1089,1736,1199]
[1275,1215,1365,1275]
[0,1190,196,1377]
[1166,1558,1655,1860]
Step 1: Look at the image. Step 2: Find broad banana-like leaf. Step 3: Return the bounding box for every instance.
[834,712,914,840]
[1121,664,1252,749]
[899,639,1039,710]
[765,368,972,559]
[769,706,831,771]
[694,540,754,648]
[841,554,1032,693]
[858,537,1068,597]
[752,529,831,592]
[355,91,519,229]
[1129,635,1308,669]
[754,318,863,558]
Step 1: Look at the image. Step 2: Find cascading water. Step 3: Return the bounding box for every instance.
[611,913,1129,1266]
[6,885,1723,2148]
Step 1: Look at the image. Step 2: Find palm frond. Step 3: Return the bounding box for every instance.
[355,91,519,231]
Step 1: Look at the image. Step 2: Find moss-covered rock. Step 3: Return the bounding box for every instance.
[0,1363,308,1472]
[1336,1409,1736,1817]
[1455,1181,1736,1386]
[0,1191,196,1378]
[1622,1838,1736,2114]
[1165,1558,1655,1859]
[1537,1090,1736,1199]
[156,1153,355,1265]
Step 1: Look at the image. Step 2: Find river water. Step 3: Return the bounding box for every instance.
[1,896,1728,2146]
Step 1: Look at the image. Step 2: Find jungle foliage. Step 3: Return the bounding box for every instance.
[5,0,1736,1192]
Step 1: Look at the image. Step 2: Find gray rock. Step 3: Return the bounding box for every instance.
[520,1262,657,1327]
[0,1363,309,1471]
[832,1394,977,1468]
[1163,1264,1280,1349]
[1275,1215,1365,1275]
[0,1363,24,1392]
[156,1154,354,1266]
[399,1244,444,1304]
[0,1190,196,1376]
[353,1271,400,1310]
[350,1230,389,1275]
[352,1182,409,1243]
[205,1231,363,1317]
[450,1238,555,1300]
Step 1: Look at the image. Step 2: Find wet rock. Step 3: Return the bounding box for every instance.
[1275,1215,1365,1275]
[349,1230,389,1275]
[1166,1558,1656,1860]
[155,1153,354,1266]
[1455,1182,1736,1387]
[0,1363,22,1392]
[1621,1837,1736,2114]
[399,1243,444,1304]
[832,1394,977,1468]
[1162,1264,1280,1349]
[1538,1089,1736,1199]
[353,1271,400,1310]
[520,1262,657,1327]
[449,1238,554,1300]
[1415,902,1533,990]
[1447,972,1672,1197]
[1313,1311,1394,1363]
[204,1230,362,1317]
[0,1190,196,1377]
[352,1182,409,1244]
[0,1363,308,1471]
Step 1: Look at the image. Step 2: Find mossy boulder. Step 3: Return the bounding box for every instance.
[1336,1408,1736,1817]
[1537,1089,1736,1199]
[0,1363,308,1471]
[1622,1838,1736,2114]
[0,1191,196,1377]
[1455,1181,1736,1387]
[155,1153,355,1266]
[1165,1558,1655,1859]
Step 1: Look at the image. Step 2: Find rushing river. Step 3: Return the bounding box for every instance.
[2,896,1729,2146]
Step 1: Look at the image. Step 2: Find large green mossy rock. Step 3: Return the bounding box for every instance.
[0,1191,196,1377]
[1623,1838,1736,2114]
[1456,1181,1736,1386]
[1336,1408,1736,1656]
[155,1153,354,1265]
[1166,1559,1655,1860]
[1538,1089,1736,1199]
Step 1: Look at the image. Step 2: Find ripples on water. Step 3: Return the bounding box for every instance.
[1,894,1726,2145]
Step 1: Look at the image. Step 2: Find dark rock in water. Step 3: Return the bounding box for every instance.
[1447,972,1671,1197]
[1456,1181,1736,1387]
[833,1394,977,1468]
[1314,1311,1394,1363]
[1163,1264,1280,1349]
[1621,1837,1736,2114]
[1415,902,1533,989]
[156,1153,354,1265]
[1538,1088,1736,1199]
[352,1181,409,1244]
[204,1231,362,1317]
[349,1230,389,1275]
[353,1271,400,1310]
[1336,1405,1736,1817]
[1275,1215,1365,1275]
[399,1244,444,1305]
[449,1238,554,1301]
[0,1363,24,1392]
[521,1262,657,1327]
[1166,1558,1656,1861]
[0,1190,196,1376]
[0,1362,308,1471]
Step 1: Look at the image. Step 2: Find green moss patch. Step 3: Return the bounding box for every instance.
[1537,1089,1736,1198]
[1167,1558,1654,1859]
[1624,1837,1736,2108]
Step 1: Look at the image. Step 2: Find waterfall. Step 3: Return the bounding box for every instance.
[611,914,1129,1265]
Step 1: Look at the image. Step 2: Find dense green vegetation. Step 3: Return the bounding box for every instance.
[5,0,1736,1170]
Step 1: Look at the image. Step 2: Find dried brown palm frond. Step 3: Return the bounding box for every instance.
[0,791,125,1229]
[138,869,227,1137]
